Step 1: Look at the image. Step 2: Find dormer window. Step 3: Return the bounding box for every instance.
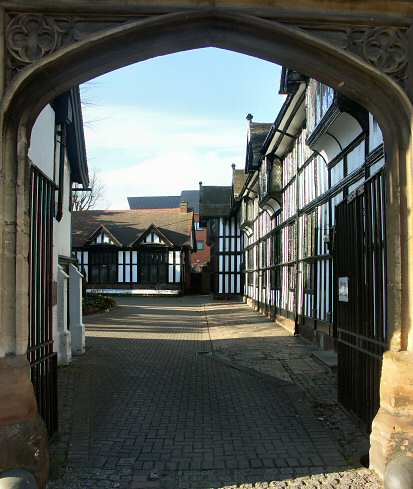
[144,231,164,244]
[93,230,115,245]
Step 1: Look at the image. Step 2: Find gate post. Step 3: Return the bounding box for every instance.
[370,351,413,478]
[0,357,48,488]
[0,117,49,488]
[369,70,413,475]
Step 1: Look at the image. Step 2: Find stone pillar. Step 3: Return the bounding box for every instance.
[370,351,413,478]
[69,264,85,355]
[0,357,48,489]
[369,109,413,477]
[56,265,71,365]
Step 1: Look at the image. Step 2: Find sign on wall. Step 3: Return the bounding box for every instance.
[338,276,349,302]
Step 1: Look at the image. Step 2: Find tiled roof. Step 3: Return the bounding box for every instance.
[127,190,200,212]
[72,209,194,248]
[127,196,181,209]
[199,186,233,218]
[180,190,199,212]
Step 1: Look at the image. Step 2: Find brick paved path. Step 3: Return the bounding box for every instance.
[48,296,382,489]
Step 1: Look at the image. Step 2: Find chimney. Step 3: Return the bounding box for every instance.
[231,163,236,173]
[246,113,253,123]
[199,181,202,188]
[180,200,188,213]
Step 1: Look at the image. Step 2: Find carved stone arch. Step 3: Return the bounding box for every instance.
[0,8,413,487]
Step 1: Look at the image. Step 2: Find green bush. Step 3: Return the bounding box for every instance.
[83,294,116,315]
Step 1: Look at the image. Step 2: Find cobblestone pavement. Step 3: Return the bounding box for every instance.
[47,296,382,489]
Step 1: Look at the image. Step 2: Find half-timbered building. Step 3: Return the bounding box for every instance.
[72,207,195,295]
[127,190,210,274]
[200,69,387,426]
[199,169,245,298]
[203,68,386,430]
[240,70,384,355]
[28,86,89,434]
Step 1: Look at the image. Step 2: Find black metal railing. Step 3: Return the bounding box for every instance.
[28,165,58,436]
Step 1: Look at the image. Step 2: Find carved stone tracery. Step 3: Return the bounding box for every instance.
[3,12,411,85]
[6,14,61,64]
[348,27,408,80]
[5,13,127,81]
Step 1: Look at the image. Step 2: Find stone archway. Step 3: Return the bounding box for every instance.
[0,4,413,487]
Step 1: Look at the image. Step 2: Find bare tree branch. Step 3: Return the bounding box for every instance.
[72,169,105,211]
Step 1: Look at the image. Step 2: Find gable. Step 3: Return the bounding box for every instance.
[88,227,118,246]
[143,230,165,245]
[72,209,194,249]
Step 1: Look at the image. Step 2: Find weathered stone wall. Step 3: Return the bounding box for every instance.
[0,2,412,485]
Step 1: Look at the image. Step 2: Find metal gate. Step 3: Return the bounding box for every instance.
[28,165,58,436]
[334,169,387,430]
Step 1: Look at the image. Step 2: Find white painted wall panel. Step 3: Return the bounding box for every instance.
[29,105,56,181]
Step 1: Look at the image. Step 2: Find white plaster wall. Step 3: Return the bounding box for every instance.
[28,105,55,180]
[29,105,75,364]
[369,114,384,150]
[54,156,72,259]
[52,154,73,364]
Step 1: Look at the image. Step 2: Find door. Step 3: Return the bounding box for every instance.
[141,248,168,285]
[334,170,387,430]
[89,249,117,284]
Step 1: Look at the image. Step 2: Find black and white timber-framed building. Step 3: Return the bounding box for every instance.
[72,208,196,295]
[201,68,386,430]
[199,177,245,298]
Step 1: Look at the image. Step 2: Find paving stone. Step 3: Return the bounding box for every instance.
[47,296,382,489]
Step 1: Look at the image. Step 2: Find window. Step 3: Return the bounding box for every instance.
[194,221,205,230]
[93,230,116,245]
[197,240,205,250]
[118,251,138,283]
[271,267,281,290]
[347,177,365,195]
[89,250,117,284]
[347,141,365,174]
[287,223,296,262]
[330,192,343,226]
[369,114,383,152]
[168,251,181,283]
[306,80,335,134]
[369,157,385,176]
[330,160,344,187]
[144,231,164,244]
[303,262,314,292]
[247,248,254,271]
[302,212,316,258]
[259,158,269,197]
[76,251,88,281]
[260,240,268,268]
[288,265,296,291]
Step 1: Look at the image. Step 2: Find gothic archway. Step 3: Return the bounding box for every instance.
[0,7,412,487]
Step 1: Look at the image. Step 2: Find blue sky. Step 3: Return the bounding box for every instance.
[81,48,284,209]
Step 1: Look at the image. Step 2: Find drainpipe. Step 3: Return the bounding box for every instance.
[294,169,300,335]
[0,470,38,488]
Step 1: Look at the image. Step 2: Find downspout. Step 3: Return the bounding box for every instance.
[55,124,66,222]
[294,170,300,335]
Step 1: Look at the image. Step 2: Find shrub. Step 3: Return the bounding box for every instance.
[83,294,116,315]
